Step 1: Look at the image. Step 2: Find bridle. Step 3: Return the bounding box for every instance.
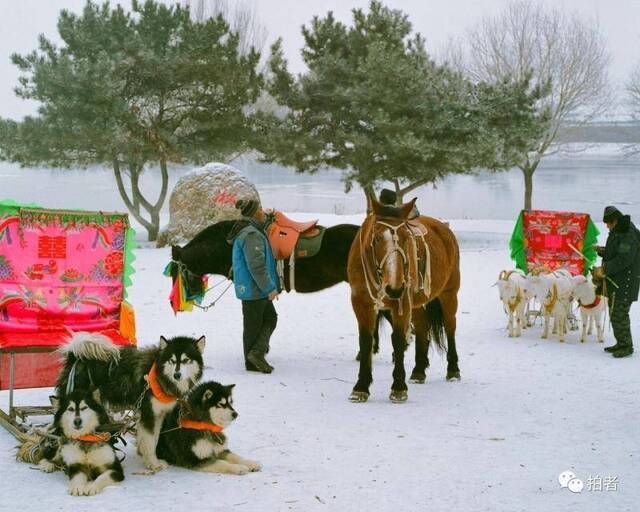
[359,215,430,314]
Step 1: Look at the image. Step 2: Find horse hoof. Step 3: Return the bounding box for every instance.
[409,373,426,384]
[446,371,461,381]
[349,391,369,403]
[389,390,408,403]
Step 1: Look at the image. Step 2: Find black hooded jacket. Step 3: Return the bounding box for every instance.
[603,215,640,302]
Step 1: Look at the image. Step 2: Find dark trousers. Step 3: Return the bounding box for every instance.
[241,298,278,359]
[609,298,633,348]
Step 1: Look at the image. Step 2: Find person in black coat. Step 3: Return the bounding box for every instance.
[594,206,640,358]
[378,189,420,219]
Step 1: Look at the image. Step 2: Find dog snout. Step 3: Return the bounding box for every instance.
[232,411,238,419]
[173,371,182,380]
[73,418,82,428]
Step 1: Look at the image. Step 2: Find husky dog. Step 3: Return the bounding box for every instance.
[156,381,261,475]
[39,389,124,496]
[56,332,205,471]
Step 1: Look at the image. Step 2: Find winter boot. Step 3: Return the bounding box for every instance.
[247,350,273,373]
[612,346,634,358]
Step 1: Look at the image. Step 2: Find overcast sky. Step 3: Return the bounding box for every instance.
[1,0,639,120]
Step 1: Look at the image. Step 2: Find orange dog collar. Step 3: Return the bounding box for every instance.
[146,362,177,404]
[179,418,224,433]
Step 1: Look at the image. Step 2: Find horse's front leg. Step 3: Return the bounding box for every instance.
[390,307,411,403]
[350,299,377,403]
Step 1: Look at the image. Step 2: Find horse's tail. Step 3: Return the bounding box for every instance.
[423,299,447,353]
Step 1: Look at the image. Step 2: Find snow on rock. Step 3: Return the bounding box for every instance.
[156,162,260,247]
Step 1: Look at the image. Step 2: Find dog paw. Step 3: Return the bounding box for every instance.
[84,483,102,496]
[69,484,88,496]
[144,458,169,472]
[38,459,57,473]
[230,464,250,475]
[244,459,262,472]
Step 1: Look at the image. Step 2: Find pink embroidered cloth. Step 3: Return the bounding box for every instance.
[0,207,129,336]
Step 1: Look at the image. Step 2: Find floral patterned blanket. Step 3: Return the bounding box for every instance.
[0,201,136,342]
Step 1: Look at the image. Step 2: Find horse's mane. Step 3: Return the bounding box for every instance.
[185,220,236,248]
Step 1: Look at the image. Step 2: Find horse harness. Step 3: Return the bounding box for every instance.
[359,215,431,314]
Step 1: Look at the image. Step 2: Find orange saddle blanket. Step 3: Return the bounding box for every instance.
[267,211,320,260]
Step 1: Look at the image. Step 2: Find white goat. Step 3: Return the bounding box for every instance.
[496,270,529,337]
[571,275,606,343]
[528,270,575,342]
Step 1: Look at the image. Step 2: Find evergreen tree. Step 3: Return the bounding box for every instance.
[0,0,263,240]
[260,1,548,204]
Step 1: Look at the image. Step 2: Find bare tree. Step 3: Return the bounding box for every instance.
[185,0,268,55]
[624,63,640,157]
[461,0,611,209]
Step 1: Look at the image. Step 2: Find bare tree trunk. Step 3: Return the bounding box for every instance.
[522,166,534,210]
[112,159,170,241]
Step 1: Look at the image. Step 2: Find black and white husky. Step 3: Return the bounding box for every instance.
[156,381,261,475]
[39,389,124,496]
[56,332,205,471]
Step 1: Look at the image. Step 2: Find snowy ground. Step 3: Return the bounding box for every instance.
[1,218,639,512]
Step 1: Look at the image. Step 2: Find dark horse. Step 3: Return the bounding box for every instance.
[348,198,461,403]
[170,220,358,293]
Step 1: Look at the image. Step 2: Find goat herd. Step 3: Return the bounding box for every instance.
[496,269,607,343]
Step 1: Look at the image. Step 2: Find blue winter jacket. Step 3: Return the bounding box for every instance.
[229,220,280,300]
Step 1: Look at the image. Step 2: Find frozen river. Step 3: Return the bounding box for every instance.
[1,153,638,223]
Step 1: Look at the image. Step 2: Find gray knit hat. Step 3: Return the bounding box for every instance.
[603,205,623,223]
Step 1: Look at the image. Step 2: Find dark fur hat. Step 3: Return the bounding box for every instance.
[235,199,259,218]
[379,189,397,205]
[603,205,623,223]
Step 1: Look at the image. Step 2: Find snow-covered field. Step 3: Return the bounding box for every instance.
[1,217,638,512]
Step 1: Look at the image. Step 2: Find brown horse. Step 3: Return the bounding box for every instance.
[347,198,461,403]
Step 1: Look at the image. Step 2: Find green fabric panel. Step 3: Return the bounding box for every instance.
[0,198,39,216]
[582,218,600,275]
[509,211,527,272]
[122,225,137,300]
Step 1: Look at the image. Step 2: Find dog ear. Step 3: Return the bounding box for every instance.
[92,389,102,404]
[226,384,236,392]
[49,395,60,411]
[195,336,206,354]
[202,389,214,402]
[159,336,168,350]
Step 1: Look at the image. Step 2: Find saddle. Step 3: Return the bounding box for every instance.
[267,211,323,260]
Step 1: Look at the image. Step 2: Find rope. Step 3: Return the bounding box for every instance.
[289,250,296,292]
[192,282,233,312]
[358,222,385,310]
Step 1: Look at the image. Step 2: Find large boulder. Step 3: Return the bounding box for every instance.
[156,162,260,247]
